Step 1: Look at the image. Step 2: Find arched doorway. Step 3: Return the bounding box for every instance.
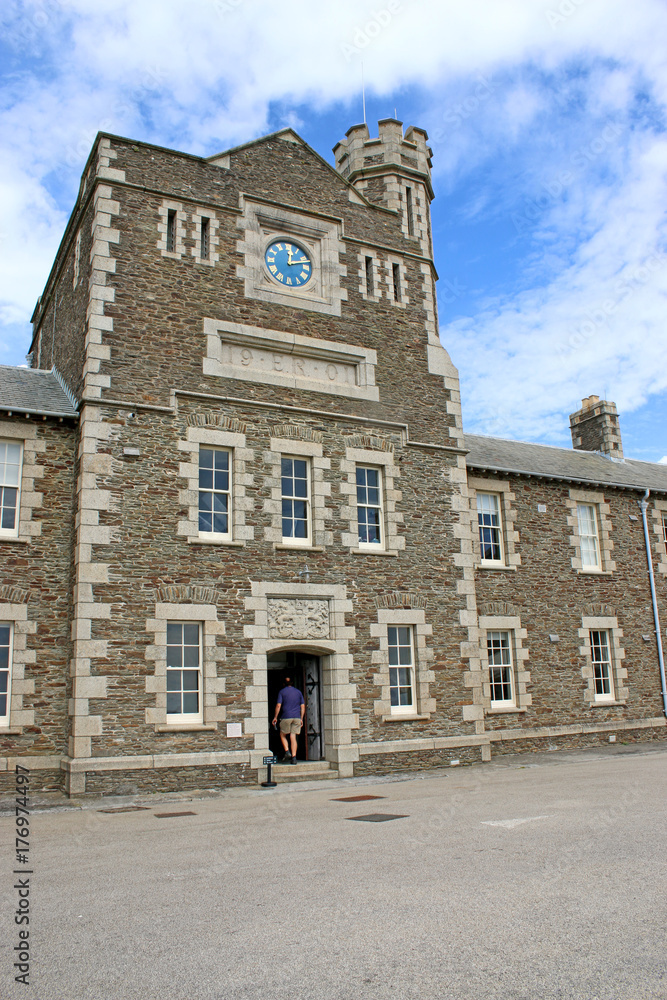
[267,650,324,761]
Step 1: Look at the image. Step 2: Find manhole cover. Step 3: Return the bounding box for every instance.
[97,806,150,813]
[347,813,408,823]
[333,795,386,802]
[154,811,197,818]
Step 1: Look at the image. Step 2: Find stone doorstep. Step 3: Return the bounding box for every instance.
[271,760,339,782]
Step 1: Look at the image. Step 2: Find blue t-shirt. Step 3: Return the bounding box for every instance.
[277,685,304,719]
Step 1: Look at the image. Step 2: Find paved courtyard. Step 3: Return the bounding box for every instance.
[2,744,666,1000]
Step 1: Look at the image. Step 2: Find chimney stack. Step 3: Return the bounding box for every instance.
[569,396,623,459]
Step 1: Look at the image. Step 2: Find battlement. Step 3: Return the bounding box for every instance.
[333,118,433,199]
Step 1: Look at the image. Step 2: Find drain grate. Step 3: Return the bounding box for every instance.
[333,794,386,802]
[154,811,197,818]
[98,806,150,814]
[347,813,408,823]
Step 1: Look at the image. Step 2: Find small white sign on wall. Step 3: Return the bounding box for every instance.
[226,723,242,738]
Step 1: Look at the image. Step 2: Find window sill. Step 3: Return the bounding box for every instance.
[477,562,517,572]
[188,537,245,547]
[576,569,613,576]
[0,536,28,545]
[274,543,324,552]
[351,548,398,557]
[381,713,431,723]
[0,727,24,735]
[155,723,218,732]
[588,700,625,708]
[487,706,526,714]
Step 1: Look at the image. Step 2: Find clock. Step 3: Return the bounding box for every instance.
[264,240,312,288]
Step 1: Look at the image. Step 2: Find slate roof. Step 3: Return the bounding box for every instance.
[465,433,667,493]
[0,366,78,418]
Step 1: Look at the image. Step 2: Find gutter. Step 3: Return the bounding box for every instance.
[639,489,667,717]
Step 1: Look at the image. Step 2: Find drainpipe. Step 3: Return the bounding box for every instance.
[639,489,667,717]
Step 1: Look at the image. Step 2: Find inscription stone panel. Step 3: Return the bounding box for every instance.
[268,599,330,639]
[221,340,358,390]
[202,319,379,401]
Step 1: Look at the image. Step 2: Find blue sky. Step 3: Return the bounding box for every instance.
[1,0,666,461]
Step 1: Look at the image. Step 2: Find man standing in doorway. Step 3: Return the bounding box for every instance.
[272,676,305,764]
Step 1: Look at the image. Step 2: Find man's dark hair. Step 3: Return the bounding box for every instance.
[283,675,293,686]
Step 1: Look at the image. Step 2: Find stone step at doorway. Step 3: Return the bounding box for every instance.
[271,760,339,783]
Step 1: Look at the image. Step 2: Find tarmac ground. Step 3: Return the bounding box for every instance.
[1,743,666,1000]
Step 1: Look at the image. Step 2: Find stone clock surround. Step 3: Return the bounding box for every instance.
[235,196,348,315]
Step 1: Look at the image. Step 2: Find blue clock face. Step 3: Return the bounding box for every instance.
[264,240,312,288]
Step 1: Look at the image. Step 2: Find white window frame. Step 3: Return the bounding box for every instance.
[578,614,627,705]
[0,622,13,726]
[341,443,404,556]
[479,613,531,714]
[477,491,505,565]
[356,465,384,550]
[0,439,23,540]
[281,455,311,546]
[198,447,232,541]
[486,630,515,707]
[577,502,601,571]
[589,628,615,702]
[166,620,204,724]
[370,605,436,721]
[567,489,615,574]
[662,514,667,555]
[387,625,417,716]
[178,419,252,548]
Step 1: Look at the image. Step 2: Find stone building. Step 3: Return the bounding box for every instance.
[1,119,666,795]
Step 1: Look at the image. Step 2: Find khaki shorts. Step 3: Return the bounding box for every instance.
[279,718,303,735]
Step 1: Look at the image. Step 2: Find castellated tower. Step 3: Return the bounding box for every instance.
[333,118,434,258]
[569,396,624,458]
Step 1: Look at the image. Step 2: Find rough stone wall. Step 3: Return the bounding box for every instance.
[78,400,474,765]
[85,135,456,447]
[0,418,77,770]
[33,192,93,399]
[471,473,667,728]
[84,763,255,796]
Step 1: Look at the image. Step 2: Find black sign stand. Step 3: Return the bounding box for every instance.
[262,755,277,787]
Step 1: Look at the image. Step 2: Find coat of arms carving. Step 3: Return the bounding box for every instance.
[267,599,330,639]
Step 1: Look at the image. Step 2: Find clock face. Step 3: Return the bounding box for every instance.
[264,240,312,288]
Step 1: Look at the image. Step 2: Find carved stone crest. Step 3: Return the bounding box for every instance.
[267,599,330,639]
